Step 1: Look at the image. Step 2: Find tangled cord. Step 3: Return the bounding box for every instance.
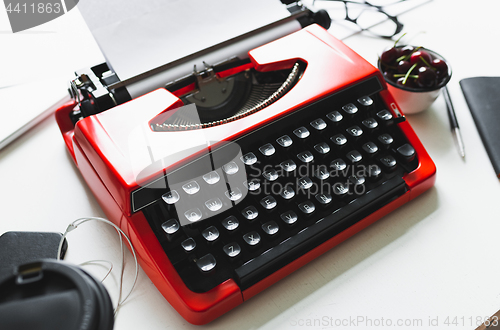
[57,217,139,316]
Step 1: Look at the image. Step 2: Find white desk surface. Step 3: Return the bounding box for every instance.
[1,1,500,329]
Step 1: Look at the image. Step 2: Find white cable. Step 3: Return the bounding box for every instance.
[78,260,114,282]
[57,217,139,316]
[115,228,125,315]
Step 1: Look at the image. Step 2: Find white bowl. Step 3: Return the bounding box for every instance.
[386,84,442,114]
[379,47,451,114]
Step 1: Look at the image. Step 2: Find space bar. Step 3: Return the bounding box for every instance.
[235,176,407,289]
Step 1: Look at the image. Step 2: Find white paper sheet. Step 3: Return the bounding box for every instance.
[77,0,293,82]
[0,80,70,150]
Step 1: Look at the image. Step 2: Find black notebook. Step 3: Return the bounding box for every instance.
[460,77,500,178]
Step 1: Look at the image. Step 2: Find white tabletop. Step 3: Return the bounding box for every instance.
[1,1,500,329]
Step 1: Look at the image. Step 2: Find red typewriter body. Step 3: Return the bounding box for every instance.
[56,25,436,324]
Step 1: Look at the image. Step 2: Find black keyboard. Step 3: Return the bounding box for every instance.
[139,77,418,293]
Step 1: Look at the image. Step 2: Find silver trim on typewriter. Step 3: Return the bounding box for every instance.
[152,62,302,131]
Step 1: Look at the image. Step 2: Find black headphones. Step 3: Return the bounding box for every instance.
[0,259,114,330]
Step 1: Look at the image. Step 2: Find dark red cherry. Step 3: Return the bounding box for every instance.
[397,60,411,73]
[410,50,433,65]
[431,59,447,71]
[416,66,437,88]
[432,59,449,79]
[399,46,414,57]
[399,46,415,59]
[381,47,400,65]
[396,77,416,88]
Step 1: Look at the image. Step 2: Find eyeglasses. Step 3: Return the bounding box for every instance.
[312,0,409,39]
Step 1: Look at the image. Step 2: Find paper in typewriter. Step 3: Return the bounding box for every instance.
[77,0,293,82]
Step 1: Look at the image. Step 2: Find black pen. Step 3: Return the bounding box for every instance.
[442,86,465,159]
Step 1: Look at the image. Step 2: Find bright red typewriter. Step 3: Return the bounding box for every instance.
[56,6,435,324]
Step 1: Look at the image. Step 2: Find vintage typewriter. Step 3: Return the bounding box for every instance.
[55,1,436,325]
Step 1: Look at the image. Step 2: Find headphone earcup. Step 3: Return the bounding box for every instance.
[0,259,114,330]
